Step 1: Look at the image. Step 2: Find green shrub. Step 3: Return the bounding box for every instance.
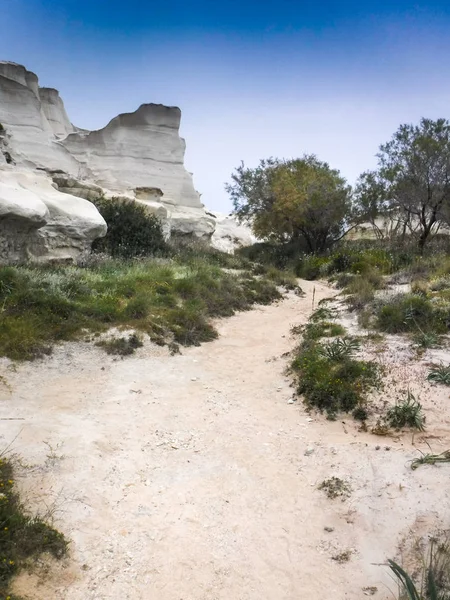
[0,458,67,598]
[428,364,450,385]
[92,197,168,258]
[386,391,425,430]
[376,294,448,334]
[318,337,360,361]
[291,338,380,416]
[295,255,328,280]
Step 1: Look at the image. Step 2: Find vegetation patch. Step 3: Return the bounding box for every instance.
[92,196,169,259]
[385,391,425,431]
[97,333,144,356]
[291,319,380,418]
[318,477,351,500]
[428,364,450,386]
[375,294,449,335]
[0,457,67,599]
[0,250,285,360]
[388,532,450,599]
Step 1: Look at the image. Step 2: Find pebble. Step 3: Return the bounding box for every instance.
[304,447,315,456]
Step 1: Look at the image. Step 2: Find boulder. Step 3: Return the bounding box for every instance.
[211,212,257,253]
[0,168,106,263]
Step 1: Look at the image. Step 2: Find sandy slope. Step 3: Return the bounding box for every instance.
[1,279,450,600]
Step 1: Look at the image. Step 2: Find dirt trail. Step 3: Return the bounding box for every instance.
[1,280,450,600]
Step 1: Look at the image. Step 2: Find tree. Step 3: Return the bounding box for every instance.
[366,118,450,252]
[226,155,353,253]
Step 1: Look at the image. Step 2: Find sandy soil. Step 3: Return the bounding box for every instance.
[1,279,450,600]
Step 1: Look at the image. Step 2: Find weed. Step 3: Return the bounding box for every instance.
[413,331,441,350]
[291,315,380,417]
[352,406,369,421]
[319,477,352,499]
[388,533,450,599]
[376,294,448,335]
[427,364,450,386]
[0,457,67,598]
[299,321,346,340]
[97,333,144,356]
[318,337,360,361]
[386,391,425,431]
[410,450,450,470]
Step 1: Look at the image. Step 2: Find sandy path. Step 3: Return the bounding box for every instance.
[1,279,450,600]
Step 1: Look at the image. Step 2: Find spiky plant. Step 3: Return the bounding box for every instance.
[386,391,425,431]
[428,364,450,386]
[319,337,360,361]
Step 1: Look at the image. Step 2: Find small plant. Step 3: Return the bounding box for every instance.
[318,477,351,499]
[332,550,352,563]
[410,450,450,470]
[299,321,346,340]
[386,391,425,431]
[428,364,450,386]
[318,337,360,361]
[388,533,450,599]
[309,307,334,322]
[98,333,144,356]
[0,457,67,598]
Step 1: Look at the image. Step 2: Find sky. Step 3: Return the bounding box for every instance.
[2,0,450,211]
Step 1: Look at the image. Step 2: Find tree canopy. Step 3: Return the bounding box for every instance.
[226,155,353,253]
[356,118,450,250]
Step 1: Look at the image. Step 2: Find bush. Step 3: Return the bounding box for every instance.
[295,255,329,280]
[291,337,379,416]
[92,197,169,258]
[386,391,425,430]
[376,294,448,334]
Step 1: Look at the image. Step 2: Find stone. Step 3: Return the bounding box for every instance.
[210,212,257,253]
[0,61,218,251]
[0,167,106,263]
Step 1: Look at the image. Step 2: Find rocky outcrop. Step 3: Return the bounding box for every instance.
[0,62,81,174]
[0,61,212,257]
[0,168,106,263]
[61,104,202,209]
[211,213,257,253]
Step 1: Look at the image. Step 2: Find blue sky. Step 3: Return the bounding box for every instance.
[2,0,450,211]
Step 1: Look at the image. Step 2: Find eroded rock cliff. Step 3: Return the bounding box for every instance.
[0,61,215,262]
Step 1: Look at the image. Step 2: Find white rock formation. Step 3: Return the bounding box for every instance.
[0,167,106,263]
[0,62,81,174]
[210,212,257,253]
[61,104,202,208]
[0,60,215,258]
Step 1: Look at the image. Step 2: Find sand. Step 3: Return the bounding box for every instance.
[1,279,449,600]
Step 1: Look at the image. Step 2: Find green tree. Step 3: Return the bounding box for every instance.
[226,155,353,253]
[362,118,450,251]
